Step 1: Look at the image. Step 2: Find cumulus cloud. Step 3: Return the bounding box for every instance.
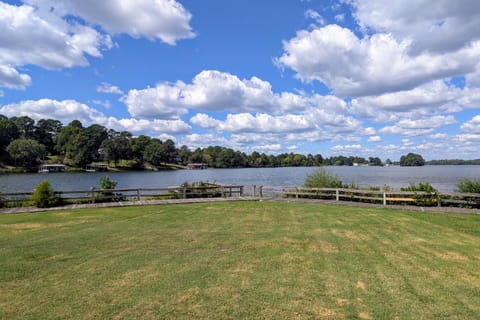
[380,115,456,136]
[0,98,190,135]
[25,0,195,45]
[0,0,195,89]
[461,115,480,133]
[0,2,111,88]
[124,70,350,120]
[276,24,480,97]
[350,0,480,54]
[97,82,124,95]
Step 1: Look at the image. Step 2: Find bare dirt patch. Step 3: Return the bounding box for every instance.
[359,311,372,319]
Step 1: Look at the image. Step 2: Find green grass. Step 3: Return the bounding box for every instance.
[1,202,480,319]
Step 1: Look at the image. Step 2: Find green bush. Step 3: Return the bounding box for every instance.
[401,182,438,206]
[99,176,117,189]
[304,168,343,188]
[31,180,61,208]
[455,179,480,193]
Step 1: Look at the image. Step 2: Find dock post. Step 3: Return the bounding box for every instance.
[383,192,386,206]
[336,189,339,201]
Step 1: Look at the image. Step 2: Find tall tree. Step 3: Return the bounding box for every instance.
[6,138,46,166]
[0,117,20,154]
[10,116,35,139]
[101,130,133,165]
[35,119,62,154]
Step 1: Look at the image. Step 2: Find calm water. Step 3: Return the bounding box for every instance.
[1,166,480,193]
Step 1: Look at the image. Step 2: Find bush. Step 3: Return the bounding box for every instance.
[31,180,61,208]
[455,179,480,193]
[99,176,117,189]
[304,168,343,188]
[401,182,438,206]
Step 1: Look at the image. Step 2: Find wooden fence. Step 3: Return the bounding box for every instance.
[252,185,480,208]
[0,185,244,207]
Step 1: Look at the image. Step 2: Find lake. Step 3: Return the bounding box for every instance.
[1,166,479,193]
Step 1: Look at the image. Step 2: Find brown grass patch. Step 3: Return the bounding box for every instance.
[359,311,372,319]
[356,281,366,291]
[437,251,468,261]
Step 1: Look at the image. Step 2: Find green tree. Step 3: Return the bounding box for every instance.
[101,130,133,165]
[35,119,62,154]
[0,117,20,154]
[368,157,383,166]
[31,180,61,208]
[132,135,151,162]
[6,138,46,166]
[400,153,425,166]
[10,116,35,139]
[143,139,165,166]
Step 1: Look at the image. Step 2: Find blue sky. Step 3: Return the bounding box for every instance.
[1,0,480,160]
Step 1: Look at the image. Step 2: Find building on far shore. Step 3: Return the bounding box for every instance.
[38,164,66,173]
[187,163,208,170]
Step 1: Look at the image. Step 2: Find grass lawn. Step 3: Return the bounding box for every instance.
[1,202,480,319]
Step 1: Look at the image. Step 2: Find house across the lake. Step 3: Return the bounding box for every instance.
[187,163,208,170]
[38,164,66,173]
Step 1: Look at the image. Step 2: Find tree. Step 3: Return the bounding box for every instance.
[132,135,151,162]
[34,119,62,154]
[0,117,19,154]
[143,139,165,166]
[368,157,383,166]
[100,130,133,165]
[10,116,35,139]
[6,138,46,166]
[399,153,425,166]
[31,180,61,208]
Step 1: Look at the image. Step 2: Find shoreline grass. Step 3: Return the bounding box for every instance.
[1,202,479,319]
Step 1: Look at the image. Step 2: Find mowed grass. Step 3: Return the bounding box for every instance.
[1,202,480,319]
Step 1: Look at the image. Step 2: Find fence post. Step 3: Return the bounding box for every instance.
[383,192,386,206]
[137,189,141,201]
[336,189,339,201]
[260,186,263,198]
[91,188,95,204]
[240,186,243,196]
[182,187,186,199]
[437,194,442,207]
[295,187,298,199]
[253,185,256,197]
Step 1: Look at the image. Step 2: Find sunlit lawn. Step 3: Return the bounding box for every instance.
[1,201,479,319]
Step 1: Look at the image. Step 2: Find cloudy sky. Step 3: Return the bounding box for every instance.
[1,0,479,160]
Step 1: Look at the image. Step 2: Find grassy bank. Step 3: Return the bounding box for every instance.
[1,202,479,319]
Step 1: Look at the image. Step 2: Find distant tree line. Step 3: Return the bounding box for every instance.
[2,115,467,170]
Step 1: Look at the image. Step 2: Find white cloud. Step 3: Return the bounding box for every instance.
[461,115,480,133]
[24,0,195,45]
[276,24,480,97]
[380,115,456,136]
[305,9,325,25]
[124,70,350,119]
[331,144,363,152]
[368,135,382,142]
[0,2,111,89]
[0,65,31,89]
[0,98,190,135]
[97,82,124,95]
[350,0,480,54]
[124,83,188,119]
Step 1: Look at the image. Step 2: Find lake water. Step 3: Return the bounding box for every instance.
[1,166,479,193]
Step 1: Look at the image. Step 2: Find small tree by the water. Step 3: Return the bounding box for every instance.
[304,168,343,188]
[31,180,61,208]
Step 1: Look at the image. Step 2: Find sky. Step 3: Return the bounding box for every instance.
[0,0,480,161]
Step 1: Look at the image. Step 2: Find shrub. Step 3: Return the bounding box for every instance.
[455,179,480,193]
[31,180,61,208]
[401,182,438,206]
[99,176,118,189]
[304,168,343,188]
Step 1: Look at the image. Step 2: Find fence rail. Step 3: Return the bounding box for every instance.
[1,184,479,210]
[0,185,244,207]
[252,186,480,208]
